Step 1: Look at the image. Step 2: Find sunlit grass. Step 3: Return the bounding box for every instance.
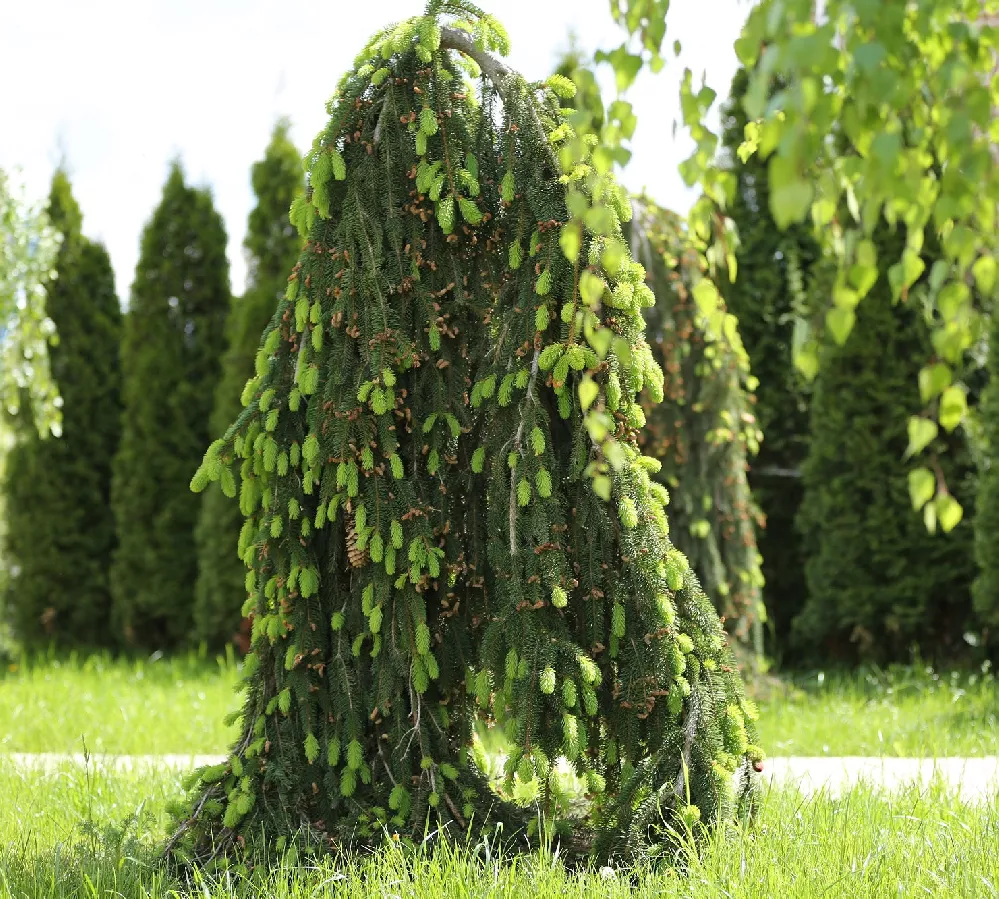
[0,761,996,898]
[1,653,997,758]
[0,649,239,755]
[756,664,999,757]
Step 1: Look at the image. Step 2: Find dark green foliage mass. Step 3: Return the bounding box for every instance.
[110,163,231,649]
[3,171,121,648]
[171,2,759,868]
[194,121,303,649]
[795,231,977,663]
[630,199,765,667]
[973,301,999,648]
[719,67,820,651]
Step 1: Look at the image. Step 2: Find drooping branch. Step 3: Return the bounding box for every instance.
[440,27,561,170]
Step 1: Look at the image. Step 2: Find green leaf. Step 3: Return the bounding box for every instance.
[692,280,720,318]
[592,475,612,501]
[918,363,952,402]
[907,467,935,511]
[769,156,813,229]
[559,222,581,262]
[937,494,964,533]
[905,417,938,459]
[937,282,970,321]
[579,271,605,308]
[923,498,937,534]
[825,307,855,346]
[888,249,925,301]
[972,255,997,295]
[938,385,967,432]
[578,377,599,411]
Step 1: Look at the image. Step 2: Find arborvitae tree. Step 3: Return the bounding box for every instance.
[795,229,978,662]
[171,3,760,867]
[629,198,765,667]
[2,171,121,648]
[718,67,820,650]
[110,163,230,648]
[194,121,303,649]
[973,304,999,648]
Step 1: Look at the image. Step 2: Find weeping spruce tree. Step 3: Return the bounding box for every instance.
[111,163,230,648]
[172,2,760,866]
[554,55,765,668]
[629,200,765,667]
[195,122,303,648]
[3,171,121,648]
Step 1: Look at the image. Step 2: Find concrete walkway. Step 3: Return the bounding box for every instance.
[3,753,998,802]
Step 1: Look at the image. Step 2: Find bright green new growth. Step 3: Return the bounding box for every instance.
[195,121,303,649]
[176,1,759,866]
[629,198,765,668]
[3,171,122,648]
[111,162,231,648]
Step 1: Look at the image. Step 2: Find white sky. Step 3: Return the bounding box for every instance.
[0,0,749,302]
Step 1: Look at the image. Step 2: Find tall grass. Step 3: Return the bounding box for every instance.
[0,761,996,898]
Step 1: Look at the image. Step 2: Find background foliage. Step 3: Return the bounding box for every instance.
[795,229,978,663]
[3,172,122,649]
[110,163,231,649]
[194,121,303,649]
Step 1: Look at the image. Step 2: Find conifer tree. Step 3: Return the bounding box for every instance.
[110,163,230,648]
[629,198,765,667]
[552,56,765,665]
[972,306,999,647]
[2,171,121,648]
[172,3,760,866]
[795,229,977,662]
[195,121,303,648]
[717,67,820,649]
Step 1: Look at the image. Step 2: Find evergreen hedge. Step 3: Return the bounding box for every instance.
[3,171,121,648]
[194,121,302,648]
[110,163,230,648]
[795,231,977,662]
[973,296,999,649]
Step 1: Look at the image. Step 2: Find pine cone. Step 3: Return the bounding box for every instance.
[346,506,369,569]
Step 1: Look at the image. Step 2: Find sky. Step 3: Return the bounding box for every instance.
[0,0,750,302]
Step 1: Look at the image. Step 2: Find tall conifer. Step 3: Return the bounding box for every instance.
[795,230,977,662]
[110,163,230,648]
[194,121,303,648]
[974,305,999,646]
[3,171,121,648]
[718,68,820,649]
[172,4,759,866]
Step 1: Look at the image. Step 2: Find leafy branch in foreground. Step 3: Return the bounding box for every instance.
[676,0,999,529]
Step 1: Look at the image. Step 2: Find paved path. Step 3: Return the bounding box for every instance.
[3,753,998,801]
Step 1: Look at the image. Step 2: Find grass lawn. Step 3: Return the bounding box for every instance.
[759,664,999,757]
[0,651,239,755]
[1,656,998,896]
[1,653,995,757]
[0,760,996,898]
